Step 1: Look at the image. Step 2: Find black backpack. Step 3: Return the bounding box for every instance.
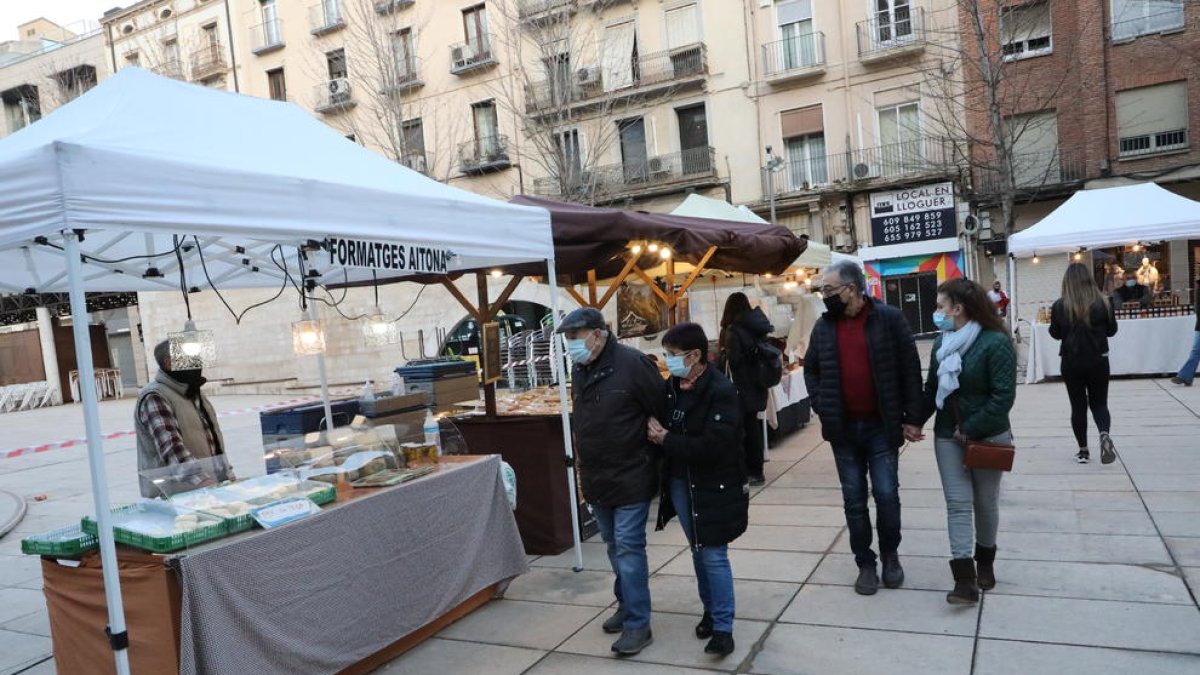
[747,336,784,389]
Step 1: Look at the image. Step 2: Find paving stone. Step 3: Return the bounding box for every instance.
[0,589,46,627]
[372,639,544,675]
[751,487,845,506]
[437,600,602,651]
[749,624,974,675]
[988,559,1193,604]
[647,574,798,622]
[1154,512,1200,537]
[0,628,52,675]
[980,594,1200,653]
[974,639,1200,675]
[503,568,619,608]
[779,584,979,637]
[532,543,686,575]
[0,609,51,638]
[525,653,716,675]
[808,553,950,592]
[728,525,841,553]
[747,504,846,527]
[1141,491,1200,512]
[556,611,767,672]
[1165,537,1200,566]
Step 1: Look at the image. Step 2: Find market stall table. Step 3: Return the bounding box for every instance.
[39,456,526,675]
[766,368,810,446]
[1025,315,1196,384]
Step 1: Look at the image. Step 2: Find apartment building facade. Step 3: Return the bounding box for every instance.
[102,0,240,91]
[0,19,109,140]
[960,0,1200,321]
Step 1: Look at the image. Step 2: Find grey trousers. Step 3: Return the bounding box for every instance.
[934,430,1010,560]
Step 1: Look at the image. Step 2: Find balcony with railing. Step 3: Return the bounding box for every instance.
[152,60,186,80]
[518,0,578,23]
[251,20,285,55]
[382,56,424,94]
[762,137,958,198]
[524,43,708,117]
[974,150,1088,196]
[314,78,355,113]
[190,45,228,81]
[375,0,414,14]
[762,33,826,83]
[532,146,719,202]
[310,2,346,36]
[449,36,498,75]
[458,134,512,174]
[856,7,927,64]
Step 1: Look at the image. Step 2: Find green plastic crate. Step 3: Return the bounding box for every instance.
[81,503,228,554]
[21,523,98,557]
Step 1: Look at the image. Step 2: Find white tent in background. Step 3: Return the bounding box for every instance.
[792,240,863,270]
[670,193,770,224]
[1008,182,1200,257]
[0,69,566,675]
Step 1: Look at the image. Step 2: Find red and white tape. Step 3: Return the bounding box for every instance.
[1,395,338,460]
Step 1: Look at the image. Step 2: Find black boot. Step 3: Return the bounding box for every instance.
[946,558,979,605]
[975,544,997,591]
[695,612,713,639]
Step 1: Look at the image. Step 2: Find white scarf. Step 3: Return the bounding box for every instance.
[935,320,982,410]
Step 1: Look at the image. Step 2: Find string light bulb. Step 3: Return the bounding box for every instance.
[490,269,503,278]
[168,319,215,368]
[1032,254,1040,264]
[292,309,326,355]
[659,247,671,260]
[631,243,643,255]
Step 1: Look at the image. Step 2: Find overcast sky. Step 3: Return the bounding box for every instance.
[0,0,123,40]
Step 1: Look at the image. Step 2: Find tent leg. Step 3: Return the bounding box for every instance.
[547,258,585,573]
[316,351,334,432]
[64,233,132,675]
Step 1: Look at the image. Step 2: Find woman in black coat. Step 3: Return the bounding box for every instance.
[720,292,774,485]
[648,322,748,658]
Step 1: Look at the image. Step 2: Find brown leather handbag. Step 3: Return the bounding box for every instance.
[952,398,1015,472]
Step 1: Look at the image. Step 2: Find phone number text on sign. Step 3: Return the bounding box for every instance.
[878,211,949,244]
[869,182,956,248]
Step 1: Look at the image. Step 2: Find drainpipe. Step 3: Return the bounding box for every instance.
[224,0,240,93]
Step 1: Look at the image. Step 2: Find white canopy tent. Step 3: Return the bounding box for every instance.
[1008,183,1200,257]
[0,69,573,674]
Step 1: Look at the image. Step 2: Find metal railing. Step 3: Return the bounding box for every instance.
[153,60,186,80]
[762,33,826,77]
[375,0,414,13]
[189,45,228,81]
[762,137,958,196]
[449,35,497,74]
[458,134,511,172]
[310,2,346,34]
[524,43,708,112]
[532,146,717,200]
[1119,129,1189,158]
[975,150,1088,194]
[250,20,285,54]
[314,78,354,112]
[518,0,577,19]
[383,56,423,93]
[857,7,927,58]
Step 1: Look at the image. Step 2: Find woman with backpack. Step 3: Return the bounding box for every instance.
[1049,263,1119,465]
[720,292,775,486]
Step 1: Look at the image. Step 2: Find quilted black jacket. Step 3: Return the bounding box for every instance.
[803,297,924,449]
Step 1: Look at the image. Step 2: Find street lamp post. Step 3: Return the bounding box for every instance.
[765,145,785,225]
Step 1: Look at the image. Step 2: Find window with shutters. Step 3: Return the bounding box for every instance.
[1001,2,1052,61]
[1006,111,1060,186]
[664,3,700,49]
[782,105,827,189]
[776,0,817,69]
[877,102,921,174]
[267,67,287,101]
[555,129,583,184]
[472,100,501,158]
[392,28,416,82]
[1117,81,1189,157]
[401,118,426,173]
[602,21,638,92]
[1111,0,1184,41]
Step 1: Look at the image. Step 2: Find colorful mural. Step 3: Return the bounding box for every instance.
[864,251,964,299]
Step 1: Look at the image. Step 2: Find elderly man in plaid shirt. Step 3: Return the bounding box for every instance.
[135,340,235,498]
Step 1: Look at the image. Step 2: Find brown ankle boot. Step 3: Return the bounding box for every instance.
[975,544,997,591]
[947,558,979,605]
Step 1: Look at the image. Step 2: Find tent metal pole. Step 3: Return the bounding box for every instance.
[547,258,584,572]
[309,303,335,432]
[64,232,132,675]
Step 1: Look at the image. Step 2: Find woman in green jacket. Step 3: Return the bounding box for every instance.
[918,278,1016,605]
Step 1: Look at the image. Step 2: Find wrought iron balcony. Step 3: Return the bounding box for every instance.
[250,20,285,55]
[458,135,512,174]
[310,2,346,36]
[152,60,186,81]
[314,78,355,113]
[524,43,708,115]
[762,137,958,198]
[532,147,718,201]
[190,45,228,81]
[856,7,927,63]
[518,0,578,23]
[375,0,414,14]
[975,150,1088,195]
[449,36,498,75]
[762,33,826,82]
[382,56,424,94]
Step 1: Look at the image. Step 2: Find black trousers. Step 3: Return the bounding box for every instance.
[1062,358,1112,448]
[743,409,765,479]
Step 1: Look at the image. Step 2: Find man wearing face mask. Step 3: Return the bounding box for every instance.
[804,260,924,596]
[135,340,235,498]
[557,307,665,656]
[1111,273,1151,309]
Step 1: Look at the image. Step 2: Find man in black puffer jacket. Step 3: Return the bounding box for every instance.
[804,260,923,597]
[560,308,665,656]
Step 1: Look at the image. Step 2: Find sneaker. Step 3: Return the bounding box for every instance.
[1075,450,1090,464]
[1099,433,1117,465]
[704,631,735,657]
[602,607,627,634]
[611,627,653,656]
[748,475,766,487]
[695,612,713,639]
[881,553,905,589]
[854,564,879,595]
[1170,376,1192,386]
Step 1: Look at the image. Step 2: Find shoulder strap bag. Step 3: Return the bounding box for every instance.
[951,397,1015,472]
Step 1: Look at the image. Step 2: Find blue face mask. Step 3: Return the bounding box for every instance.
[1125,279,1136,287]
[566,337,593,364]
[666,353,692,378]
[932,311,957,331]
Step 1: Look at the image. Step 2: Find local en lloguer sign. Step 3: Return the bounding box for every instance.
[326,237,454,274]
[869,182,956,247]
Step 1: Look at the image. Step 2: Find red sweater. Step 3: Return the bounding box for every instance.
[836,303,878,419]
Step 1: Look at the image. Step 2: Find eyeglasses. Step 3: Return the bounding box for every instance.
[818,284,846,295]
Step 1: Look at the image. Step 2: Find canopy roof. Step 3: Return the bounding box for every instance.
[1007,183,1200,257]
[507,195,805,284]
[0,68,552,295]
[669,194,770,225]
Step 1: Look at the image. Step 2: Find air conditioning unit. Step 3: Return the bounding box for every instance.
[328,78,351,97]
[852,162,880,180]
[576,66,601,88]
[452,44,476,69]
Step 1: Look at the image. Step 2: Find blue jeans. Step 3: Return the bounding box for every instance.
[669,478,736,633]
[591,500,652,629]
[1178,331,1200,385]
[831,420,902,567]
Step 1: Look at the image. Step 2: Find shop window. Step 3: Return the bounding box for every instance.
[1117,81,1189,158]
[1001,1,1052,60]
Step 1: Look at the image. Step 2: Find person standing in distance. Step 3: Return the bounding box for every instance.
[719,292,773,486]
[986,281,1010,317]
[804,260,924,595]
[558,307,664,656]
